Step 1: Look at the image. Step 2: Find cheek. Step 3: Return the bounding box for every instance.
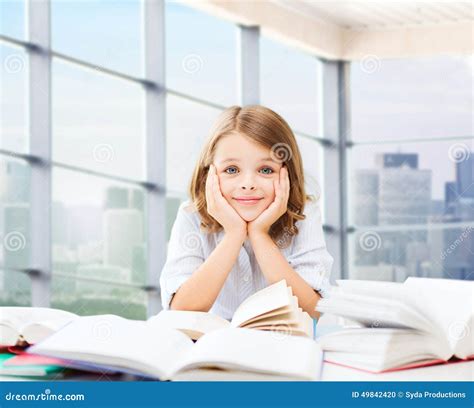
[217,177,233,198]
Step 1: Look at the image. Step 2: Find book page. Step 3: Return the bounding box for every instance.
[0,307,78,346]
[171,328,323,380]
[22,317,80,345]
[28,315,194,380]
[231,280,291,327]
[404,277,473,356]
[147,311,230,340]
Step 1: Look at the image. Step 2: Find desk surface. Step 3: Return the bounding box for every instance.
[321,360,473,381]
[1,360,472,382]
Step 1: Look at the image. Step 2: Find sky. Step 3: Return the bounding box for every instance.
[0,0,472,208]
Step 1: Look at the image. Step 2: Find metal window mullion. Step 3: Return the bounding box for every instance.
[28,0,51,306]
[237,25,260,105]
[143,0,166,317]
[321,60,349,281]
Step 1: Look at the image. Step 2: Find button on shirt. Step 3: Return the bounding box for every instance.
[159,199,334,321]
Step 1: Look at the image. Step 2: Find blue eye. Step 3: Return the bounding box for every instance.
[225,166,238,174]
[260,167,274,175]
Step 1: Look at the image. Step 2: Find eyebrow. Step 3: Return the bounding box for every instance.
[219,157,277,164]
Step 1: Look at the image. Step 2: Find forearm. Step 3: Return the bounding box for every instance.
[250,232,322,319]
[170,232,245,312]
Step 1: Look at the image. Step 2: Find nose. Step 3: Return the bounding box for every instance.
[241,172,256,191]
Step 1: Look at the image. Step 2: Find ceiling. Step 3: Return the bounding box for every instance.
[275,1,474,31]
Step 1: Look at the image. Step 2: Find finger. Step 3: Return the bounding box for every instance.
[206,166,215,208]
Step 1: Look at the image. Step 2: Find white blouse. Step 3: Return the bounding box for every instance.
[159,198,334,320]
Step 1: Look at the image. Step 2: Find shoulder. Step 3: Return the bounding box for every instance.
[297,197,323,227]
[174,199,202,229]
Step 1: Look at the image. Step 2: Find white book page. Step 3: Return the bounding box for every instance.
[147,311,230,338]
[22,317,80,344]
[231,280,291,327]
[404,277,474,356]
[171,328,323,380]
[317,292,435,333]
[0,307,78,346]
[0,307,78,329]
[29,315,194,380]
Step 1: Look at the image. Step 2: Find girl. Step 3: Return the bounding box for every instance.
[160,105,333,320]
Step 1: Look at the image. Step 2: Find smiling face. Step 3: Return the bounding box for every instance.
[213,132,283,222]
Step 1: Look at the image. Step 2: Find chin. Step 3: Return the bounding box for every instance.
[236,209,262,222]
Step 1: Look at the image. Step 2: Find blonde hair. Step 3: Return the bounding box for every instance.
[189,105,316,246]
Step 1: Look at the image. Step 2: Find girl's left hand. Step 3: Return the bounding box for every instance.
[248,166,290,237]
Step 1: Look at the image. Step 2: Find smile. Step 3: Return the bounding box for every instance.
[234,198,263,206]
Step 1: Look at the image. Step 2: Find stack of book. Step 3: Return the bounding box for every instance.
[1,280,323,381]
[315,277,474,373]
[0,307,81,379]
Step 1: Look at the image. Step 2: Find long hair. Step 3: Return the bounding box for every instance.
[188,105,316,246]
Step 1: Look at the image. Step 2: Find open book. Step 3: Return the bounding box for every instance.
[315,277,474,373]
[28,314,323,381]
[150,279,314,339]
[0,307,79,346]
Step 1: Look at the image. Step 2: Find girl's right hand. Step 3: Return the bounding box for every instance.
[206,164,247,240]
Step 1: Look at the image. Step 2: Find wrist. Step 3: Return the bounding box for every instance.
[248,229,270,242]
[224,227,247,244]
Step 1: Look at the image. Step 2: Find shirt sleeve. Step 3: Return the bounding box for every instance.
[286,199,334,299]
[159,202,205,310]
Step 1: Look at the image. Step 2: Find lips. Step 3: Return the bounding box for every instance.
[233,197,263,206]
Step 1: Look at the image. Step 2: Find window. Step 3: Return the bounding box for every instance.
[350,56,473,142]
[0,44,28,152]
[51,0,143,77]
[165,1,237,106]
[348,55,474,281]
[0,269,30,307]
[52,168,147,286]
[0,0,25,41]
[52,59,145,180]
[166,94,222,194]
[0,157,31,270]
[261,36,322,137]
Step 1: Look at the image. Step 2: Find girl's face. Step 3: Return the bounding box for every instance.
[213,133,283,222]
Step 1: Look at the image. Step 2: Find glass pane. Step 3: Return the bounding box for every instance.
[261,36,321,137]
[0,157,31,270]
[349,139,474,226]
[349,225,474,282]
[52,167,147,286]
[52,59,145,180]
[52,275,147,320]
[0,0,25,40]
[166,94,222,193]
[350,55,473,142]
[166,195,184,244]
[0,269,30,306]
[296,135,325,221]
[51,0,142,77]
[0,44,28,153]
[166,1,237,106]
